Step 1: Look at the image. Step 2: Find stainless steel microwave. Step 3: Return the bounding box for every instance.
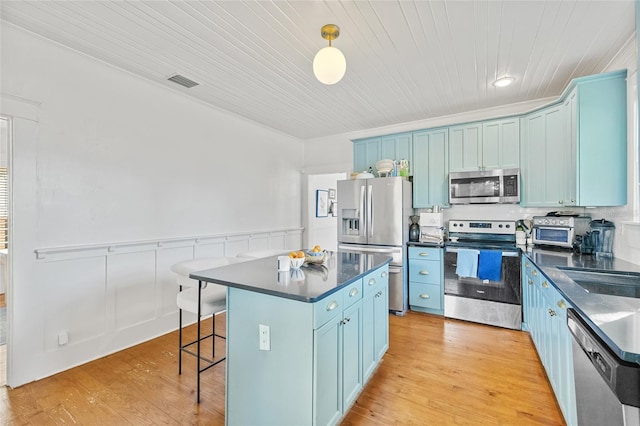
[449,168,520,204]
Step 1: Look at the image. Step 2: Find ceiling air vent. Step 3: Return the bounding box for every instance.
[167,74,199,88]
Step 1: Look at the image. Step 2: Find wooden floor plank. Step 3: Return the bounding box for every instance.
[0,311,564,425]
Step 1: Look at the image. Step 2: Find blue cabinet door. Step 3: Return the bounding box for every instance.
[482,118,520,169]
[373,277,389,361]
[520,105,566,207]
[449,123,482,172]
[353,137,380,174]
[413,129,449,208]
[381,132,413,175]
[341,301,363,411]
[574,73,627,206]
[314,318,342,426]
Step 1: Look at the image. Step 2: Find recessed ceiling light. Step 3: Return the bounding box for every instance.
[492,76,515,87]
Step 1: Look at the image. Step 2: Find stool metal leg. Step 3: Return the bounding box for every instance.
[197,280,202,403]
[178,284,183,375]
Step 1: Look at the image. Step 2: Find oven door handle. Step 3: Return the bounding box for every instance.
[445,247,520,257]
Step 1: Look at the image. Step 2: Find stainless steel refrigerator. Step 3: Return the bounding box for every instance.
[337,177,413,314]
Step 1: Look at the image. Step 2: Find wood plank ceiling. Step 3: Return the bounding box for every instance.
[1,1,635,140]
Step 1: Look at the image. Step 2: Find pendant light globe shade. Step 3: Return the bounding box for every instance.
[313,46,346,85]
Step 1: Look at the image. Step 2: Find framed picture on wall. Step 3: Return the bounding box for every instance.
[328,188,336,199]
[316,190,328,217]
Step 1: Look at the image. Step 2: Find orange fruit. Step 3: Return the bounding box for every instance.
[313,245,321,251]
[289,252,297,258]
[297,251,305,258]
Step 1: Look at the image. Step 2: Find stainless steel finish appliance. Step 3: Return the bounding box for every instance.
[449,168,520,204]
[419,212,445,245]
[533,215,591,248]
[337,177,413,314]
[567,309,640,426]
[444,220,522,330]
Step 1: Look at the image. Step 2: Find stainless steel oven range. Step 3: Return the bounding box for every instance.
[444,219,522,330]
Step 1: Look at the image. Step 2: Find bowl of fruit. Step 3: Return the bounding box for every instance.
[305,245,327,264]
[288,251,306,269]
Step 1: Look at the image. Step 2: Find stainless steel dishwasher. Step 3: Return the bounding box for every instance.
[567,309,640,426]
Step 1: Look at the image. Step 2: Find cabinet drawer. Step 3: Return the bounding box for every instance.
[343,279,363,308]
[363,265,388,296]
[408,246,442,261]
[409,259,441,285]
[409,283,442,310]
[313,290,343,329]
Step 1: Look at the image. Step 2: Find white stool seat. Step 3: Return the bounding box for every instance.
[171,257,248,288]
[176,285,226,316]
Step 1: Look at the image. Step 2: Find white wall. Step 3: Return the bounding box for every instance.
[1,24,303,386]
[303,173,347,252]
[303,36,640,266]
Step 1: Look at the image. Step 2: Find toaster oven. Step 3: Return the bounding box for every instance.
[532,216,591,248]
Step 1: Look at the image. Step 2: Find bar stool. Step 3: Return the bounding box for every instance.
[171,257,248,402]
[176,283,226,403]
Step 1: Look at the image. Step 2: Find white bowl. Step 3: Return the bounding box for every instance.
[290,257,304,269]
[356,172,375,179]
[376,159,394,169]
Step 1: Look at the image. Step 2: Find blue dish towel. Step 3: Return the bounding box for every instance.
[455,249,479,278]
[478,250,502,281]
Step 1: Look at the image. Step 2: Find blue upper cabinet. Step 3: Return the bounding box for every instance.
[572,72,627,206]
[521,70,627,207]
[482,118,520,170]
[520,105,568,207]
[449,119,519,172]
[353,137,380,174]
[353,132,412,175]
[449,123,482,172]
[412,128,449,208]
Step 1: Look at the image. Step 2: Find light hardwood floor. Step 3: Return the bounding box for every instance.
[0,312,565,425]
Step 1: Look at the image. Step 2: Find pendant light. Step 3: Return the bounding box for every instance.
[313,24,346,85]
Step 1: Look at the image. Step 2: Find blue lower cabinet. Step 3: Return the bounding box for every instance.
[408,246,444,315]
[409,282,442,310]
[522,256,577,426]
[362,265,389,381]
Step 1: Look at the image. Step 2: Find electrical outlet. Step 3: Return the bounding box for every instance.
[58,331,69,346]
[259,324,270,351]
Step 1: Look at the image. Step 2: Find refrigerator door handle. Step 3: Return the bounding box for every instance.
[368,184,374,237]
[359,185,366,237]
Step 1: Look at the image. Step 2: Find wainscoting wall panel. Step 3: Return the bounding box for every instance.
[42,256,107,352]
[33,228,303,374]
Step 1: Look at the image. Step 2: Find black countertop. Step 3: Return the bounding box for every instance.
[190,250,392,303]
[524,247,640,364]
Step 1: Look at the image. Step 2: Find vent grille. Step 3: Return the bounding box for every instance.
[167,74,199,88]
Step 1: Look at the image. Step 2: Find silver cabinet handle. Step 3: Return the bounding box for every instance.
[419,252,429,257]
[341,317,351,325]
[381,271,388,278]
[533,270,538,276]
[542,281,549,289]
[419,293,430,299]
[368,278,376,286]
[557,300,566,309]
[419,270,429,275]
[548,309,556,317]
[326,301,339,311]
[528,278,533,285]
[375,291,383,298]
[349,288,359,298]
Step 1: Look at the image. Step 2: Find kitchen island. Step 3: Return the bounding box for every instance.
[191,250,392,426]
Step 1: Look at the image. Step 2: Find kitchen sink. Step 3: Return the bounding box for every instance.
[558,268,640,299]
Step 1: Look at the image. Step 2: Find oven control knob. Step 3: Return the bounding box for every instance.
[498,224,503,228]
[505,224,510,228]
